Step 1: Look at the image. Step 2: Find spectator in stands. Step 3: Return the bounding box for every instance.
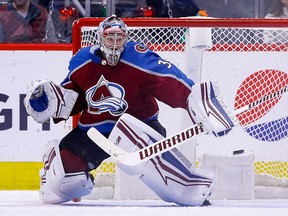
[263,0,288,43]
[265,0,288,18]
[0,0,57,43]
[37,0,51,11]
[222,0,254,18]
[115,0,146,17]
[146,0,205,18]
[193,0,254,18]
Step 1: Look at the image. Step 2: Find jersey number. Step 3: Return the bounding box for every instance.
[158,59,172,69]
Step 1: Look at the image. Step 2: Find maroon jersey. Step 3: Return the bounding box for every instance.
[60,42,194,133]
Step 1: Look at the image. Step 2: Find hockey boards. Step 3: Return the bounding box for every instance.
[87,84,287,166]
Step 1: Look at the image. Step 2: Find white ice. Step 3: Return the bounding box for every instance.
[1,191,288,216]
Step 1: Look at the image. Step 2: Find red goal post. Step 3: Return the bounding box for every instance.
[72,17,288,200]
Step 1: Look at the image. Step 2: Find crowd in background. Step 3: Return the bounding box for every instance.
[0,0,288,43]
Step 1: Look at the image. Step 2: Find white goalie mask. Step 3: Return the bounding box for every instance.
[97,15,128,67]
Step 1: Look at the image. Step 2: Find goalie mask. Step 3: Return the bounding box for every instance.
[97,15,128,67]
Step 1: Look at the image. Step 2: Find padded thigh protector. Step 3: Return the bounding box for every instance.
[24,80,78,123]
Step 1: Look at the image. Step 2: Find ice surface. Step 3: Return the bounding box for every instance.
[1,191,288,216]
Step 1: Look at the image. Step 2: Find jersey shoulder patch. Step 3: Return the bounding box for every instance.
[121,42,158,67]
[134,44,149,53]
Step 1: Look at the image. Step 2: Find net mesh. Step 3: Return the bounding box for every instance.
[207,28,288,52]
[81,26,188,51]
[75,19,288,192]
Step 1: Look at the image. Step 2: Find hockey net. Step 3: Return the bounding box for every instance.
[72,18,288,199]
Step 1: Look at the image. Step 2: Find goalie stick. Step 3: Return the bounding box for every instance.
[87,85,288,166]
[88,122,205,166]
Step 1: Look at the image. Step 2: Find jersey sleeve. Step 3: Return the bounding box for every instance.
[122,42,194,109]
[58,46,96,117]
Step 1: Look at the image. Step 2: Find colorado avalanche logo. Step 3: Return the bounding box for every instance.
[135,44,149,53]
[86,75,128,116]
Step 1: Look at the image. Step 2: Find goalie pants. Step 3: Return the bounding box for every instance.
[59,119,167,172]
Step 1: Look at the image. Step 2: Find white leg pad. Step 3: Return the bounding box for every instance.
[39,140,93,204]
[109,114,215,206]
[139,153,215,206]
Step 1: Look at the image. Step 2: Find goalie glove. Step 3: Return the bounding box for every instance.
[24,80,78,123]
[187,81,236,137]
